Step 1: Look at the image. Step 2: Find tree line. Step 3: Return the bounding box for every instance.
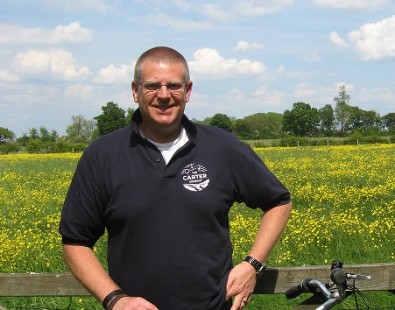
[1,86,395,154]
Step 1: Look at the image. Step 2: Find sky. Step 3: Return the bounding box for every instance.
[1,0,395,137]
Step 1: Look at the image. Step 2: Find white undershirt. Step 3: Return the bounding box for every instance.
[140,127,189,164]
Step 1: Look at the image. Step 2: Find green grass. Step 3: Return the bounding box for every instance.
[0,146,394,309]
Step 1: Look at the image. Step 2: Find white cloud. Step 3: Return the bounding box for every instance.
[303,50,321,63]
[358,87,395,107]
[232,0,295,16]
[233,40,264,52]
[64,84,96,102]
[51,22,93,44]
[12,48,92,81]
[273,65,308,79]
[134,13,212,31]
[0,69,19,82]
[348,15,395,60]
[64,84,94,95]
[129,1,294,29]
[334,82,354,92]
[189,48,266,78]
[44,0,109,13]
[201,4,230,22]
[94,64,133,84]
[329,31,348,48]
[201,0,294,22]
[293,83,316,98]
[312,0,389,10]
[0,22,92,46]
[252,86,285,108]
[292,83,344,106]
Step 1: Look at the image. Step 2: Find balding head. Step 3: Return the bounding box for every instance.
[134,46,190,82]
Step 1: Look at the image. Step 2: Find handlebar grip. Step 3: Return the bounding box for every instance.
[285,278,312,299]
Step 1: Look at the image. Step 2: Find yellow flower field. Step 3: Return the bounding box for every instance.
[0,145,394,309]
[230,144,395,266]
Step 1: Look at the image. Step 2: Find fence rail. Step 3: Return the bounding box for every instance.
[1,263,394,307]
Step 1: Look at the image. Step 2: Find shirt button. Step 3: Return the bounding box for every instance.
[156,157,161,162]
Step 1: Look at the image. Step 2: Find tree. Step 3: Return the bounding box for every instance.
[382,113,395,134]
[94,102,128,136]
[194,116,212,126]
[319,104,335,136]
[126,108,135,124]
[282,102,320,136]
[39,126,58,142]
[66,115,96,142]
[0,142,19,154]
[243,113,283,139]
[244,113,266,139]
[334,85,351,135]
[0,127,18,154]
[28,128,39,140]
[345,107,381,134]
[0,127,15,143]
[210,113,232,132]
[232,119,253,140]
[265,113,283,138]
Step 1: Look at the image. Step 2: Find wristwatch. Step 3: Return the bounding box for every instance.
[243,255,266,277]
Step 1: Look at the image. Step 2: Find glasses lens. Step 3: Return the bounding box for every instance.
[141,82,185,92]
[143,82,160,91]
[167,82,184,91]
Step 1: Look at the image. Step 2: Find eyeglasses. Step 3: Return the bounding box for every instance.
[139,81,187,93]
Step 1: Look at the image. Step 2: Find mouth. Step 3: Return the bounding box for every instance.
[154,104,176,112]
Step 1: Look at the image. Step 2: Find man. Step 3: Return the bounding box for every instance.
[59,46,292,310]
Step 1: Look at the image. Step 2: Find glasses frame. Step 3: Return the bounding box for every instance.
[138,81,188,94]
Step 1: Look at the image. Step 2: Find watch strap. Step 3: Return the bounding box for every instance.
[243,255,266,276]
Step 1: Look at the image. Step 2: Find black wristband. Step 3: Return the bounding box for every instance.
[102,289,125,310]
[243,255,266,277]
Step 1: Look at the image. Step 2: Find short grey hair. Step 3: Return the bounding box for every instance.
[134,46,190,82]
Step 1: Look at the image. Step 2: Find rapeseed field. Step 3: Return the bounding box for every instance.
[1,145,394,309]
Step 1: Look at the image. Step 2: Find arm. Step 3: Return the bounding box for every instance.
[63,244,158,310]
[226,201,292,309]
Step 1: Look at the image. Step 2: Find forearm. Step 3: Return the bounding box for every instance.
[226,203,292,309]
[62,244,120,303]
[249,201,292,263]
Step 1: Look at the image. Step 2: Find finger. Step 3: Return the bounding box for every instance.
[230,297,247,310]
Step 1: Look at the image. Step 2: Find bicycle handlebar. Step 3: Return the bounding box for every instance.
[284,278,313,299]
[330,268,347,285]
[285,279,332,299]
[285,261,371,310]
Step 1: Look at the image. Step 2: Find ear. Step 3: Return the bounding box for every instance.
[131,81,139,103]
[184,81,193,103]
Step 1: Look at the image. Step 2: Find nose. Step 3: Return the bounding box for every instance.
[157,84,171,98]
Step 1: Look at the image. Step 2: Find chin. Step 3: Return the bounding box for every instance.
[153,111,182,124]
[150,114,175,125]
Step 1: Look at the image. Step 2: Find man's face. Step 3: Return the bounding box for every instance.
[132,60,192,131]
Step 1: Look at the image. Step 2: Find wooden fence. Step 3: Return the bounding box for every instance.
[1,263,394,309]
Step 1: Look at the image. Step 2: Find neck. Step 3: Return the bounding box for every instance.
[139,123,182,143]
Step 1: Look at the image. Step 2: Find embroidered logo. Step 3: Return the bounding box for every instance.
[181,163,210,192]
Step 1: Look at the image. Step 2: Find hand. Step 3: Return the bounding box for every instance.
[112,296,159,310]
[226,262,257,310]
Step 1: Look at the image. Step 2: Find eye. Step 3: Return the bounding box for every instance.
[143,82,161,91]
[167,82,184,90]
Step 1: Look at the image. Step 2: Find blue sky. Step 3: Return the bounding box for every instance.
[1,0,395,137]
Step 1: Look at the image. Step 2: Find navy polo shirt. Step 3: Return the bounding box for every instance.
[59,109,290,310]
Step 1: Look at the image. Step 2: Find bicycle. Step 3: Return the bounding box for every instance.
[285,260,380,310]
